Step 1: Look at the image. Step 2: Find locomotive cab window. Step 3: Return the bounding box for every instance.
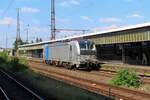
[79,40,96,55]
[79,40,95,50]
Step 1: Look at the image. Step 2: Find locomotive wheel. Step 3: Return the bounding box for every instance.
[71,65,76,70]
[75,64,80,69]
[49,61,53,65]
[64,64,73,70]
[45,60,49,64]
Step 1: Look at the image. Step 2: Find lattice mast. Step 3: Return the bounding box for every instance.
[51,0,56,40]
[16,8,21,42]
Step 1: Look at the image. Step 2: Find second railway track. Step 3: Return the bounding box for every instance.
[30,61,150,84]
[0,70,44,100]
[30,64,150,100]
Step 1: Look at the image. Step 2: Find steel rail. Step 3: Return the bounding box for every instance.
[0,86,10,100]
[0,70,44,100]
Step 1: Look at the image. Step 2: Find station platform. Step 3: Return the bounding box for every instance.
[100,62,150,76]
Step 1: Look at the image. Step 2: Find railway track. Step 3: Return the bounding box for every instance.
[30,61,150,84]
[30,65,150,100]
[0,70,44,100]
[98,70,150,84]
[91,70,150,84]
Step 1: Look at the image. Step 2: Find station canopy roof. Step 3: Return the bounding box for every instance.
[19,22,150,48]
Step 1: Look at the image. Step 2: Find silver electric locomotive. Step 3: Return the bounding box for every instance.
[44,39,99,69]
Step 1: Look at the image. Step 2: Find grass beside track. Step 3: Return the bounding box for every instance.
[0,52,149,98]
[0,53,111,100]
[14,69,111,100]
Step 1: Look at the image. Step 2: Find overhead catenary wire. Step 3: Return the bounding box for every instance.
[0,0,15,48]
[0,0,15,18]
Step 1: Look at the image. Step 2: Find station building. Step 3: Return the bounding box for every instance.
[0,47,4,52]
[19,23,150,66]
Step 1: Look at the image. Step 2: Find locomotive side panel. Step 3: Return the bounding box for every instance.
[69,42,80,65]
[48,43,71,63]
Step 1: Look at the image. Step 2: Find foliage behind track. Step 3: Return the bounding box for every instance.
[111,69,141,88]
[0,52,28,72]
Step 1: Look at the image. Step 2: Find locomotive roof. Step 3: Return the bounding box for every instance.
[19,22,150,47]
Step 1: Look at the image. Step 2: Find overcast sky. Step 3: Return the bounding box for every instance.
[0,0,150,48]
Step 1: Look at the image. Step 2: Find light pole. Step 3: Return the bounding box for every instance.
[25,24,29,44]
[6,24,10,50]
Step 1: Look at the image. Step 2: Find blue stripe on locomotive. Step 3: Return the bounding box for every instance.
[45,45,49,61]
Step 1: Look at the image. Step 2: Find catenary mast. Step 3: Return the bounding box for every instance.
[16,8,21,43]
[51,0,56,40]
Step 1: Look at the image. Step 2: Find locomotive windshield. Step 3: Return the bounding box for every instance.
[79,40,96,55]
[79,40,95,50]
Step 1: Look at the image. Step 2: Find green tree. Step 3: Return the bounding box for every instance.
[13,38,24,51]
[36,37,39,43]
[31,40,34,43]
[39,38,42,42]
